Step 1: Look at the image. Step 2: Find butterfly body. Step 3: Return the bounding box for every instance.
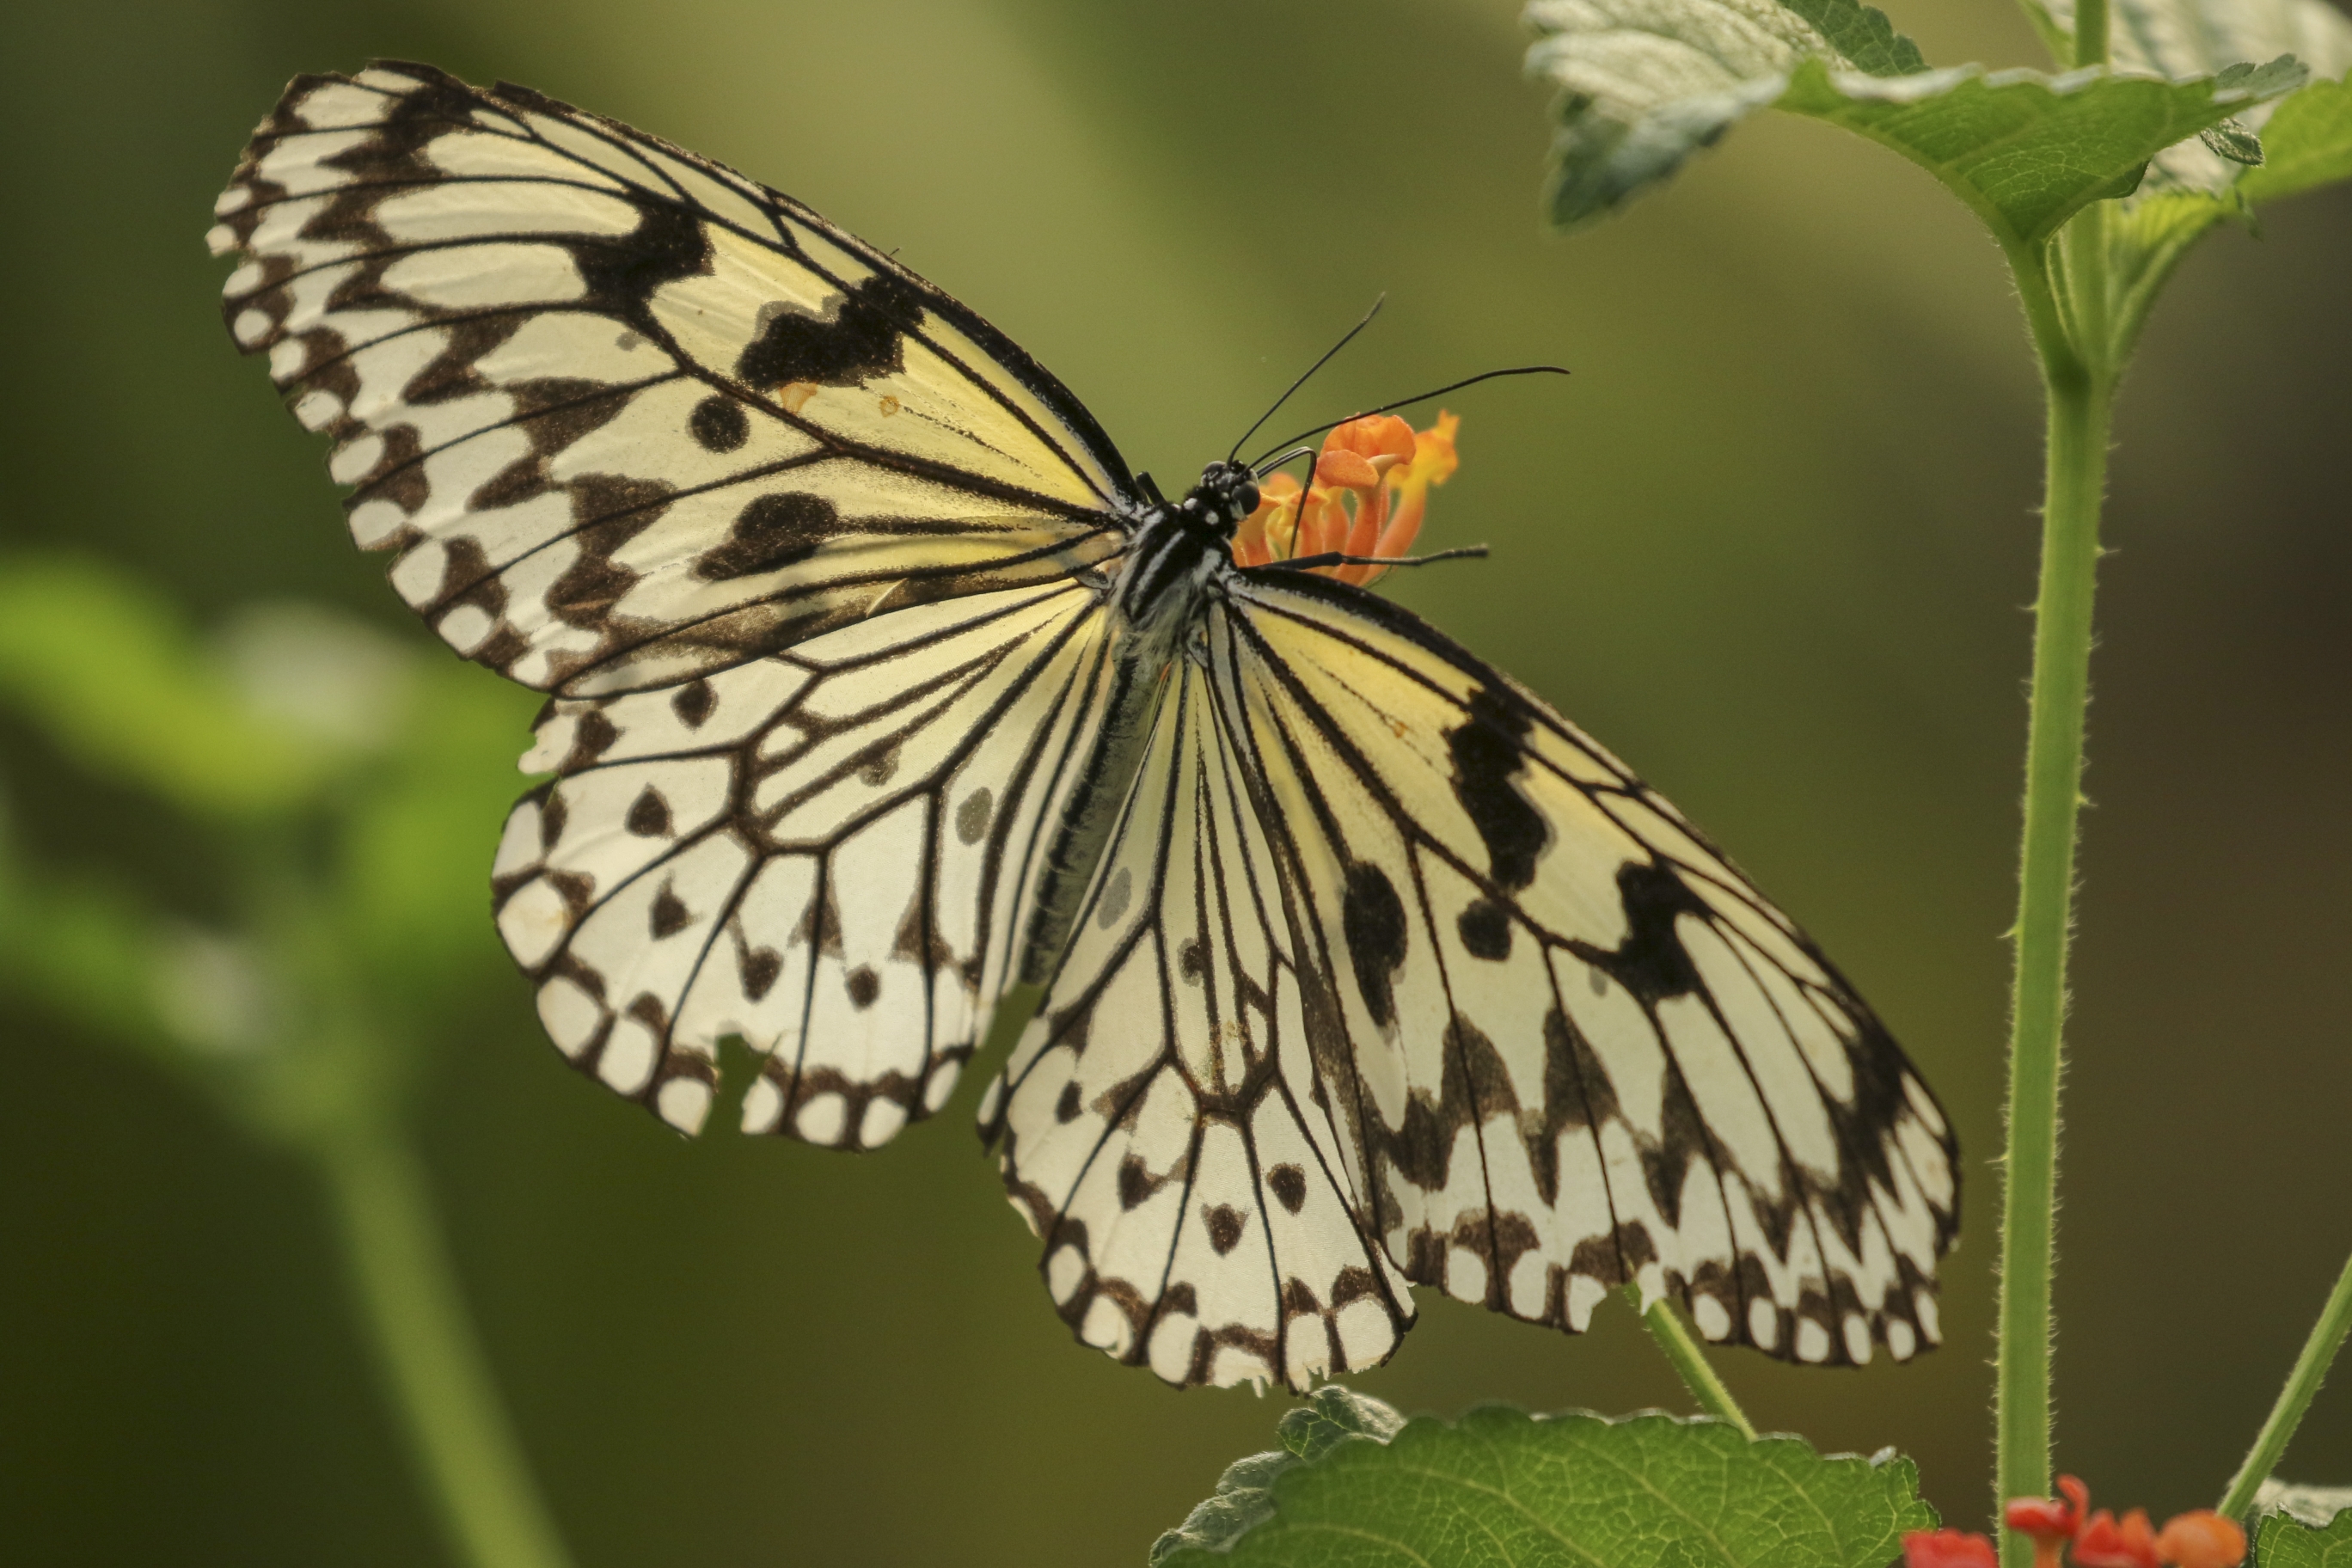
[989,462,1255,989]
[211,60,1957,1390]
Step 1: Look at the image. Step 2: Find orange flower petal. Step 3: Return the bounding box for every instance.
[2154,1512,2245,1568]
[1325,412,1417,466]
[1315,448,1381,490]
[2074,1509,2161,1568]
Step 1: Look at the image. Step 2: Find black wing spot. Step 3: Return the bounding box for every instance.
[650,886,690,938]
[1457,898,1512,961]
[1118,1155,1161,1210]
[571,199,711,335]
[736,269,925,389]
[1055,1081,1083,1123]
[1203,1204,1246,1255]
[740,946,782,1001]
[1267,1164,1308,1215]
[954,787,994,845]
[695,491,838,581]
[536,788,569,852]
[1341,861,1408,1030]
[670,678,716,728]
[625,785,673,837]
[845,965,880,1008]
[1178,937,1206,983]
[1449,686,1549,891]
[1603,860,1706,1003]
[688,394,750,452]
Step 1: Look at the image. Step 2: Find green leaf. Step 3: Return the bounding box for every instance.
[1778,0,1926,76]
[2047,0,2352,194]
[2257,1502,2352,1566]
[1786,56,2302,248]
[0,554,334,817]
[1154,1397,1934,1568]
[2239,71,2352,199]
[1525,0,2306,244]
[2201,116,2267,162]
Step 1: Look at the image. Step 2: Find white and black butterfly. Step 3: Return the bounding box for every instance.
[211,60,1957,1389]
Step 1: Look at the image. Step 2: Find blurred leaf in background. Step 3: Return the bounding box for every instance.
[2,0,2348,1564]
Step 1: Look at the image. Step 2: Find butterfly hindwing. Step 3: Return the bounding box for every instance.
[1220,572,1958,1367]
[210,61,1135,696]
[983,628,1415,1390]
[493,580,1116,1139]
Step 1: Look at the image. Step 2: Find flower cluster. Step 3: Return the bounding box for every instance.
[1230,410,1460,585]
[1902,1478,2245,1568]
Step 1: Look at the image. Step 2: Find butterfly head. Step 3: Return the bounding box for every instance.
[1179,460,1261,539]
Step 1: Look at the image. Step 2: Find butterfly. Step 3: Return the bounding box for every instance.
[210,60,1957,1389]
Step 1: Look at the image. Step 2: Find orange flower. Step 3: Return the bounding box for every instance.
[1902,1529,1998,1568]
[2153,1511,2245,1568]
[2074,1508,2161,1568]
[2006,1475,2091,1568]
[1230,411,1459,585]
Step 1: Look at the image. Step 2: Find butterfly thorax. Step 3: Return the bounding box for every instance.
[1108,460,1260,630]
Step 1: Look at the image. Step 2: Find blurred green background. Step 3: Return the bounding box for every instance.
[3,0,2349,1562]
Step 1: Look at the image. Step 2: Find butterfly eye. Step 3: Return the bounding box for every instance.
[1231,481,1260,518]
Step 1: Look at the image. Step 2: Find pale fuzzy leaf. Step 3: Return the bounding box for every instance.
[2257,1480,2352,1529]
[1774,54,2304,246]
[1526,0,1851,226]
[1527,0,2304,235]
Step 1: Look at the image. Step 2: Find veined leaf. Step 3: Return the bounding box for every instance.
[2257,1501,2352,1566]
[2239,70,2352,199]
[2049,0,2352,193]
[1779,56,2301,248]
[1525,0,2306,245]
[1154,1392,1935,1567]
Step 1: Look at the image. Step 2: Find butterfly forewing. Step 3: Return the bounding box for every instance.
[493,581,1115,1138]
[210,62,1135,696]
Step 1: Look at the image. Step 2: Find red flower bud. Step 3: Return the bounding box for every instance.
[1902,1528,1998,1568]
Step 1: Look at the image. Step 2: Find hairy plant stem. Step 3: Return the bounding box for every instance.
[2218,1246,2352,1518]
[1994,215,2114,1562]
[1641,1298,1758,1439]
[315,1120,575,1568]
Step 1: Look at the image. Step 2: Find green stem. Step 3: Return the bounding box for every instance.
[2218,1246,2352,1519]
[2073,0,2110,66]
[1994,242,2113,1564]
[1641,1296,1758,1439]
[315,1122,576,1568]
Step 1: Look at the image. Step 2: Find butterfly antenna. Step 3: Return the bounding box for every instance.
[1246,364,1570,469]
[1226,296,1387,464]
[1251,444,1318,479]
[1254,544,1492,573]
